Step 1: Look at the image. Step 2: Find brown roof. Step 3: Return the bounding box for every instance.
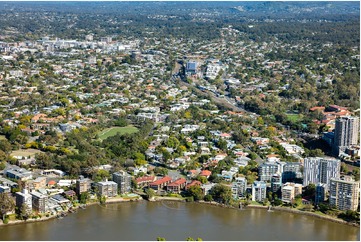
[186,180,202,190]
[149,176,172,186]
[135,176,156,183]
[167,178,187,187]
[200,170,212,176]
[309,106,325,112]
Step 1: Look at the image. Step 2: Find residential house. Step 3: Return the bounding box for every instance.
[135,176,156,188]
[166,178,187,193]
[32,177,47,190]
[5,166,33,181]
[0,185,11,193]
[199,170,212,179]
[149,176,172,191]
[185,180,202,190]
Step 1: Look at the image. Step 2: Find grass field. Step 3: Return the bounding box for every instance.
[98,126,138,140]
[286,113,302,123]
[11,149,43,158]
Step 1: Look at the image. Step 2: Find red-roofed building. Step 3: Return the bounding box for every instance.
[185,180,202,190]
[309,106,325,112]
[220,133,232,139]
[186,170,199,178]
[135,176,156,188]
[199,170,212,178]
[166,178,187,193]
[149,176,172,191]
[48,180,57,187]
[327,105,348,112]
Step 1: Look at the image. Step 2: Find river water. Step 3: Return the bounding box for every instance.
[0,201,359,241]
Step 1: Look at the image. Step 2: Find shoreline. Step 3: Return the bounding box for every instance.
[1,197,359,228]
[0,196,143,227]
[197,201,360,228]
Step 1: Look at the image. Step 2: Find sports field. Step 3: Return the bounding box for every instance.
[98,126,138,140]
[11,149,43,158]
[286,113,302,123]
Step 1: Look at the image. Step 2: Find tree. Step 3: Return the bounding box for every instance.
[93,170,110,182]
[165,136,180,149]
[0,140,12,154]
[204,194,213,202]
[79,192,89,204]
[187,185,204,201]
[209,184,232,204]
[308,148,324,157]
[145,188,155,200]
[98,195,106,205]
[156,237,166,241]
[303,184,316,198]
[0,193,15,222]
[17,203,31,221]
[0,161,6,170]
[162,149,172,162]
[195,176,208,184]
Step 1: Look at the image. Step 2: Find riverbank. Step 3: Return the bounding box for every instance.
[0,196,143,227]
[271,206,360,228]
[1,197,358,228]
[198,201,359,228]
[152,196,186,202]
[0,213,58,227]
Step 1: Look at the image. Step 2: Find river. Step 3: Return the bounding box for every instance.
[0,201,359,241]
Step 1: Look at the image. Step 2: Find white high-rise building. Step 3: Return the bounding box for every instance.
[329,178,360,211]
[303,157,340,187]
[252,181,267,202]
[231,177,247,199]
[333,116,360,155]
[15,189,32,213]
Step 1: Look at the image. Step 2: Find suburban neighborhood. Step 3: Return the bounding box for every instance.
[0,1,359,231]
